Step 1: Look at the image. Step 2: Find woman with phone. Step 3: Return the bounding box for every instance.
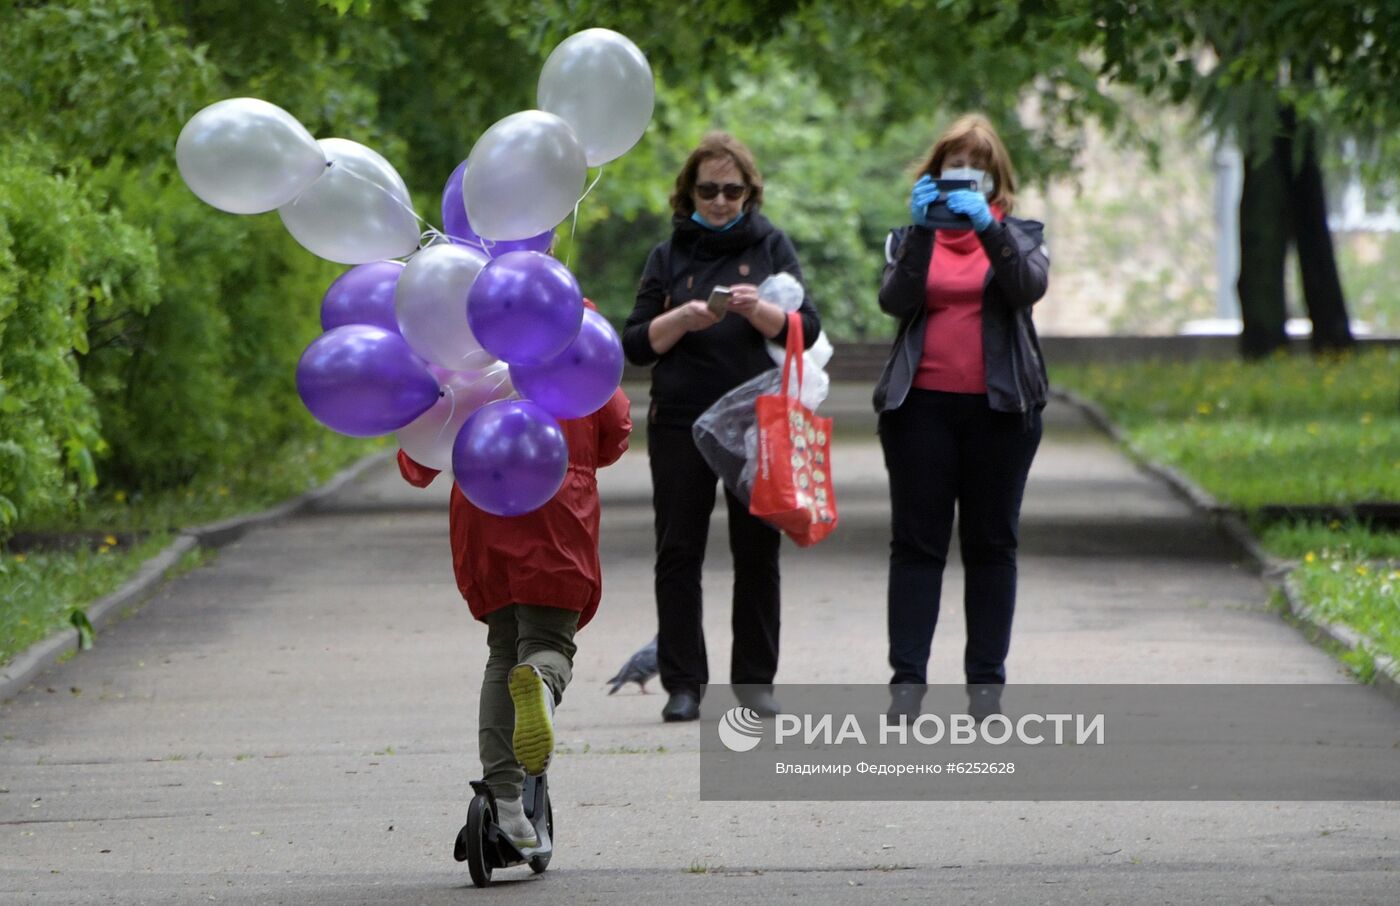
[873,114,1050,720]
[623,131,821,723]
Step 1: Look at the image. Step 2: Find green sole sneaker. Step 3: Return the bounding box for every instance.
[509,664,555,776]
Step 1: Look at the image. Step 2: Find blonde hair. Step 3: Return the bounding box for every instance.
[913,113,1016,214]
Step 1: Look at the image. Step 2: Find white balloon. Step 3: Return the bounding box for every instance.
[395,243,493,370]
[278,138,420,264]
[463,110,587,241]
[396,363,515,471]
[538,29,655,167]
[176,97,326,214]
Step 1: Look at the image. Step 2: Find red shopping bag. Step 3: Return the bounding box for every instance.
[749,312,838,547]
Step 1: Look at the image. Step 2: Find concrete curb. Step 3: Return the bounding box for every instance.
[0,450,391,702]
[1050,387,1400,700]
[1279,574,1400,705]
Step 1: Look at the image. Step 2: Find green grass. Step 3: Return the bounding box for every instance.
[1053,349,1400,674]
[1,433,384,668]
[1256,519,1400,561]
[1052,348,1400,510]
[1290,554,1400,674]
[22,434,385,535]
[0,533,172,667]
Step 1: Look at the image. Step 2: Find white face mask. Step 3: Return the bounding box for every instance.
[940,166,993,196]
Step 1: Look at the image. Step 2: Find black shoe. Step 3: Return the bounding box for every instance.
[662,690,700,722]
[966,684,1003,722]
[887,683,928,722]
[734,687,781,717]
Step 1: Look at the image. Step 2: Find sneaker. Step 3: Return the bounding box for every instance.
[492,796,540,851]
[509,664,555,776]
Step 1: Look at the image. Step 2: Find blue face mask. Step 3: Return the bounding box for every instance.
[691,210,746,232]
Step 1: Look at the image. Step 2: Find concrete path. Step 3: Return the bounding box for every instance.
[2,389,1395,904]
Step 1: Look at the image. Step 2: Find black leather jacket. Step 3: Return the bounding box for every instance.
[871,218,1050,417]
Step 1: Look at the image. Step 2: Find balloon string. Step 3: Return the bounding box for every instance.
[307,159,447,256]
[431,381,459,448]
[565,166,606,269]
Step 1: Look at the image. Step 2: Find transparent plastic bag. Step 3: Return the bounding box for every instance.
[758,272,832,410]
[691,368,782,508]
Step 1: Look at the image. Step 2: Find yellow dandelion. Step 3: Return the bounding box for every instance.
[114,490,127,503]
[1356,565,1369,577]
[103,534,118,547]
[1304,552,1317,564]
[14,553,27,563]
[1196,402,1212,416]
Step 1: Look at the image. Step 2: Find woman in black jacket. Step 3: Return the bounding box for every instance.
[623,132,820,722]
[873,114,1050,719]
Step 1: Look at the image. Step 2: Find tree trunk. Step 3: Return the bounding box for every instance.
[1236,104,1355,358]
[1236,140,1291,358]
[1288,120,1355,353]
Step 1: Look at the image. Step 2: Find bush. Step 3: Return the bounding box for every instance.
[0,144,160,543]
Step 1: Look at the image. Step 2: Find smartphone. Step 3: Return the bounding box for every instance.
[926,178,980,229]
[706,285,733,318]
[932,177,980,195]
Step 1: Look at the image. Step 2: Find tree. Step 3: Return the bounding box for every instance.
[1081,0,1400,356]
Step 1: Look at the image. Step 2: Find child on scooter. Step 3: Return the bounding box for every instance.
[397,345,631,853]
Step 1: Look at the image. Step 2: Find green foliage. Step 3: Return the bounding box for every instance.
[0,0,218,166]
[0,0,354,512]
[0,143,159,543]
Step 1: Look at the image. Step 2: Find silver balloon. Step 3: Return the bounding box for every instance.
[462,110,587,241]
[278,138,420,264]
[394,243,492,371]
[538,29,655,167]
[396,363,515,472]
[176,97,326,214]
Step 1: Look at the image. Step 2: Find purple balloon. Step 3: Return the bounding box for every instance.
[467,251,585,365]
[296,325,440,437]
[452,399,568,516]
[509,309,624,419]
[320,261,405,333]
[441,160,554,257]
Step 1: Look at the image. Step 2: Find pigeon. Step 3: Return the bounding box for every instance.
[606,635,658,694]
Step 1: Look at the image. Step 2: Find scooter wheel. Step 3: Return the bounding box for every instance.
[459,794,493,888]
[528,797,553,874]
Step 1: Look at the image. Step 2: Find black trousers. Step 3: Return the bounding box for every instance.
[879,390,1042,685]
[648,422,782,694]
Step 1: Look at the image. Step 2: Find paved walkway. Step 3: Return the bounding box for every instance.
[2,389,1395,904]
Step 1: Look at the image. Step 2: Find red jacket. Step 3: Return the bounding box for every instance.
[397,387,631,629]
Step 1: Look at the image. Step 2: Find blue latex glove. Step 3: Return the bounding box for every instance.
[909,174,939,228]
[944,189,993,232]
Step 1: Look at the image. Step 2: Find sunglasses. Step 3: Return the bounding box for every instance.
[695,182,748,201]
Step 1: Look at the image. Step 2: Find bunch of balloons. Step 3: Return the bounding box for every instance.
[176,28,653,516]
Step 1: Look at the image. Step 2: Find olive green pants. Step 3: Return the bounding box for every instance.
[479,604,579,801]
